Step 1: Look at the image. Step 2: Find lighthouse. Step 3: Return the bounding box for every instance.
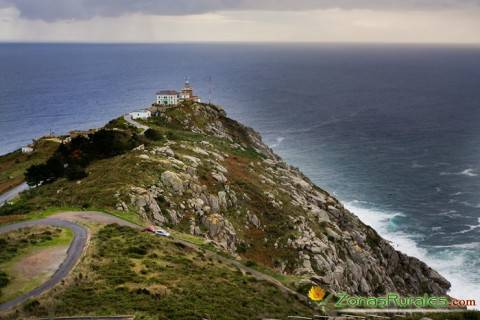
[155,78,201,106]
[179,78,200,102]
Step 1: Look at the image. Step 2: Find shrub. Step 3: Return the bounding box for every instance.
[0,197,33,216]
[65,164,88,181]
[245,260,257,267]
[144,128,164,141]
[166,131,180,141]
[0,271,9,288]
[25,129,140,185]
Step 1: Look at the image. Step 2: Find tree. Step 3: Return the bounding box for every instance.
[25,164,50,186]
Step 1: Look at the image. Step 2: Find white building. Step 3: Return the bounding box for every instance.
[155,80,201,106]
[156,90,179,105]
[21,146,33,154]
[129,110,151,120]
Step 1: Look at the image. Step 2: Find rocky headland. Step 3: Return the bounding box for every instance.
[0,101,451,297]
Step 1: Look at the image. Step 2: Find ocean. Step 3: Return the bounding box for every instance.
[0,43,479,300]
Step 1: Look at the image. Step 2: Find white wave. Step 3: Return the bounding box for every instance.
[453,218,480,234]
[438,210,463,218]
[461,168,479,177]
[450,191,463,196]
[411,161,426,168]
[440,168,478,177]
[345,202,480,302]
[460,201,480,209]
[270,136,285,148]
[433,242,480,250]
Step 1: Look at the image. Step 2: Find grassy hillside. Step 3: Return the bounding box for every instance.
[0,101,459,310]
[10,224,312,319]
[0,139,59,194]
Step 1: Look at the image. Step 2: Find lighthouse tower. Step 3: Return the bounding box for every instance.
[180,78,193,100]
[179,77,201,102]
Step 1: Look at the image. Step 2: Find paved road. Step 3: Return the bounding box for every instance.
[49,211,140,229]
[0,182,29,207]
[123,114,149,134]
[0,218,88,311]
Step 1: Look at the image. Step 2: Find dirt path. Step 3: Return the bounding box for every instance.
[173,238,309,304]
[123,114,149,134]
[0,182,29,206]
[15,245,68,279]
[0,245,69,303]
[49,211,141,229]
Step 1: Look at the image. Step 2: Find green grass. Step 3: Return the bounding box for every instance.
[10,224,312,320]
[0,150,162,217]
[106,209,145,227]
[0,226,65,263]
[242,261,303,289]
[169,230,206,246]
[0,206,86,226]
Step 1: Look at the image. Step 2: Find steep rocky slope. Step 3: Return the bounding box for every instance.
[120,102,450,296]
[1,101,450,297]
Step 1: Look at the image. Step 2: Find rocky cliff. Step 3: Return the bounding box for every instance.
[115,102,450,296]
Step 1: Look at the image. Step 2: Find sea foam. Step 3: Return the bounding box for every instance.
[440,168,479,177]
[345,201,480,304]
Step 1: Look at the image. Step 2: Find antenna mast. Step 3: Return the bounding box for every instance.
[208,75,213,104]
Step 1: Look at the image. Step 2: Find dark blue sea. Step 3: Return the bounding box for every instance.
[0,43,479,299]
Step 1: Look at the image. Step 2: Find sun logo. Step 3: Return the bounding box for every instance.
[308,286,326,301]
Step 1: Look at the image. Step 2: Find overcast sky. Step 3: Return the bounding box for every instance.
[1,0,480,43]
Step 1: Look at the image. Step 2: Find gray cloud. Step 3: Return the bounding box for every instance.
[1,0,480,21]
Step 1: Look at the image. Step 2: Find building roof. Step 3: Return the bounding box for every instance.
[156,90,178,95]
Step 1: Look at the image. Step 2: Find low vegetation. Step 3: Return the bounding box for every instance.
[10,224,312,319]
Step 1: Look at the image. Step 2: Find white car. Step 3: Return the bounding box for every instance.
[154,229,171,237]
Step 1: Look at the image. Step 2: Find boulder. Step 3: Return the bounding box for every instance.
[218,191,228,209]
[192,147,209,156]
[201,213,237,251]
[211,171,227,183]
[209,194,220,212]
[152,146,175,157]
[247,213,261,228]
[130,186,166,225]
[138,154,150,160]
[161,171,184,194]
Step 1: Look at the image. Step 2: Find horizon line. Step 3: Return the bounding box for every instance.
[1,40,480,47]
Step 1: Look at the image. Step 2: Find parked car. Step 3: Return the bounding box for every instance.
[143,226,170,237]
[155,229,171,237]
[143,226,156,233]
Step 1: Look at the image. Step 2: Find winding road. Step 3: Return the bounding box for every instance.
[0,211,139,312]
[0,182,29,207]
[0,218,87,311]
